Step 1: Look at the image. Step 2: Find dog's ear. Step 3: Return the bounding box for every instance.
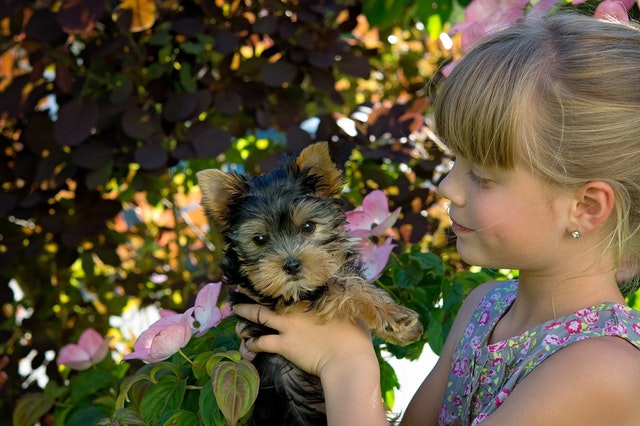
[296,142,343,197]
[196,169,245,229]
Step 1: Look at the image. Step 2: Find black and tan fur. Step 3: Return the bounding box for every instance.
[197,142,422,425]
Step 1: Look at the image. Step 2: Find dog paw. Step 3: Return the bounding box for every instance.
[379,307,423,345]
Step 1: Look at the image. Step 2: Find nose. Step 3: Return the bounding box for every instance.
[437,165,464,207]
[283,258,302,275]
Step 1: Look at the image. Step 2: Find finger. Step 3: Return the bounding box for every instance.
[233,304,280,329]
[239,340,257,361]
[245,333,280,354]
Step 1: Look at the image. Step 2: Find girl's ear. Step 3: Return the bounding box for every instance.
[569,181,615,235]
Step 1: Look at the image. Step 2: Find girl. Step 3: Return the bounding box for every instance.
[233,12,640,425]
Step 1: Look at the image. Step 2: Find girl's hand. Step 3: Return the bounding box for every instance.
[232,304,374,377]
[233,304,388,425]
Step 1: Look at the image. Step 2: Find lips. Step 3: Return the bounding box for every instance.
[451,220,473,234]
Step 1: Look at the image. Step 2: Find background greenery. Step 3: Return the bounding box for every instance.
[2,0,637,424]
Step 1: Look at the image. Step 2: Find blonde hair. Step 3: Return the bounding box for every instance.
[435,13,640,293]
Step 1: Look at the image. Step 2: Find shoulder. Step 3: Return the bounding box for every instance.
[446,280,509,346]
[484,336,640,425]
[401,280,505,425]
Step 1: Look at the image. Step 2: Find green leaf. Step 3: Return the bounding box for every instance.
[70,369,115,403]
[204,350,243,376]
[116,373,153,409]
[211,359,260,425]
[110,408,146,425]
[362,0,412,29]
[160,410,199,426]
[199,382,227,426]
[140,375,187,425]
[192,351,217,383]
[65,404,112,426]
[13,392,55,426]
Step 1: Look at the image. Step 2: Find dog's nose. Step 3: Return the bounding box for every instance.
[283,258,302,275]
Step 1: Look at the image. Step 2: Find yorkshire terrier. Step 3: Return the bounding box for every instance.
[197,142,423,425]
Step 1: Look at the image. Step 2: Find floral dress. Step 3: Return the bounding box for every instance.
[439,280,640,425]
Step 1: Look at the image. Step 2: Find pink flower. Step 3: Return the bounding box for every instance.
[357,237,396,281]
[57,328,112,371]
[594,0,632,21]
[123,311,193,363]
[495,389,511,407]
[564,319,583,334]
[123,282,231,363]
[191,282,224,337]
[450,0,530,52]
[478,310,490,326]
[345,190,400,239]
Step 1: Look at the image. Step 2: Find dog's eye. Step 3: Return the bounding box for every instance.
[253,234,269,246]
[301,221,315,234]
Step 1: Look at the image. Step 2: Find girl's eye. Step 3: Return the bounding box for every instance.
[301,221,315,234]
[468,169,491,187]
[253,234,269,246]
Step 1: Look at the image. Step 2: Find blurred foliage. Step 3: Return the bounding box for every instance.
[0,0,473,422]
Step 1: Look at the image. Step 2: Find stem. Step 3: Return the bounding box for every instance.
[178,349,207,373]
[178,349,195,365]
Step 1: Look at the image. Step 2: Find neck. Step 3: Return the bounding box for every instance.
[493,267,624,343]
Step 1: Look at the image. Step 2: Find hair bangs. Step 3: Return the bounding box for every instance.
[434,33,545,170]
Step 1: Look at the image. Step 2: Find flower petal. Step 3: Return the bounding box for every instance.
[361,190,391,224]
[371,207,401,236]
[345,210,373,232]
[192,283,225,337]
[124,313,193,363]
[57,344,92,370]
[77,328,110,365]
[149,323,190,361]
[359,238,396,281]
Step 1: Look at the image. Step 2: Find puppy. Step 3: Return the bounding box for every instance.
[197,142,422,425]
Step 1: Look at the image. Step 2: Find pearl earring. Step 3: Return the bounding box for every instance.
[571,230,580,239]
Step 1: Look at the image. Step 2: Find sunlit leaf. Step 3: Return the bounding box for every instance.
[57,0,105,34]
[211,359,259,425]
[116,0,158,32]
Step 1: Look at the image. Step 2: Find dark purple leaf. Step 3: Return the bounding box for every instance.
[172,17,206,36]
[57,0,104,34]
[193,90,213,115]
[171,143,196,160]
[286,126,313,154]
[260,61,297,87]
[214,31,240,54]
[163,92,198,122]
[0,0,22,20]
[85,160,113,189]
[253,15,278,35]
[308,68,336,94]
[255,108,271,129]
[121,105,161,141]
[24,9,64,42]
[308,51,333,68]
[134,145,168,170]
[54,97,99,147]
[109,75,133,104]
[278,19,296,38]
[213,90,243,115]
[188,123,232,158]
[0,192,19,215]
[71,141,113,169]
[336,53,371,78]
[54,62,74,93]
[23,115,56,155]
